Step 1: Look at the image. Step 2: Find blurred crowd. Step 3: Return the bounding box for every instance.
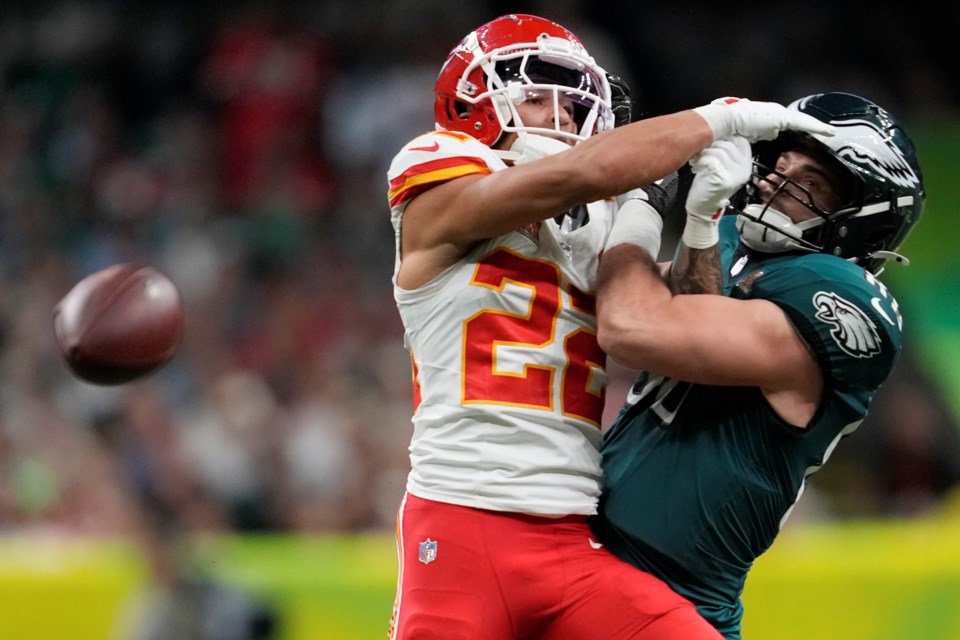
[1,0,959,547]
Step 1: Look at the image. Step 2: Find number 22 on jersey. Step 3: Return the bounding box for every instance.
[449,248,608,427]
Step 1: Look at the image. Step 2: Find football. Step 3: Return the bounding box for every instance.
[53,264,185,385]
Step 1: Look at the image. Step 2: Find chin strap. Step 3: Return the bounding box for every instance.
[494,149,522,163]
[859,250,910,276]
[871,250,911,267]
[499,133,572,166]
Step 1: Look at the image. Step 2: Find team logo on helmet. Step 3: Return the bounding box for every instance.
[830,119,921,190]
[813,291,881,358]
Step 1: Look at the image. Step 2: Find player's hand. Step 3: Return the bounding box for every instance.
[682,136,752,249]
[694,97,835,142]
[508,133,571,165]
[608,73,633,128]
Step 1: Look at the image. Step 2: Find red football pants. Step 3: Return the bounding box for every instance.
[388,493,721,639]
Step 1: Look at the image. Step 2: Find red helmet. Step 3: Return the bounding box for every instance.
[434,14,613,147]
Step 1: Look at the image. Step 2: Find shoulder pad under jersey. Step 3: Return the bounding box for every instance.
[735,253,903,390]
[387,131,505,209]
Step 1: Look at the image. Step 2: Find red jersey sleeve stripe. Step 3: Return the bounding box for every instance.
[388,156,491,208]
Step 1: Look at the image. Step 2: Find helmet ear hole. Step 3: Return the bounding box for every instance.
[863,227,896,252]
[452,100,472,120]
[441,99,456,122]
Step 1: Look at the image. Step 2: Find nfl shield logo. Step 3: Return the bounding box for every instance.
[418,538,438,564]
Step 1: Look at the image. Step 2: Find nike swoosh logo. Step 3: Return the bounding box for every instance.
[409,141,440,152]
[588,538,604,550]
[871,297,894,325]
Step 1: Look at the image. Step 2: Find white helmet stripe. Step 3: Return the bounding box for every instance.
[848,195,915,218]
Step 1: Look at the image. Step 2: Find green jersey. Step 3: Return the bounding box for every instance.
[594,216,904,638]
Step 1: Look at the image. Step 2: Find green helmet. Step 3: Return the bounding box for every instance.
[737,92,925,274]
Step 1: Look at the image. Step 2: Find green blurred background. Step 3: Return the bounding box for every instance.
[888,124,960,417]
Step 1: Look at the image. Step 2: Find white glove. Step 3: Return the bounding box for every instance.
[682,136,753,249]
[507,133,571,164]
[693,97,835,143]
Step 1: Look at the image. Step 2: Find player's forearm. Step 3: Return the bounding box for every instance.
[434,111,714,242]
[596,243,674,368]
[669,244,723,295]
[455,111,713,234]
[573,99,835,204]
[598,244,743,380]
[570,110,714,200]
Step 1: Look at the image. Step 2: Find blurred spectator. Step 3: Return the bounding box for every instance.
[116,575,279,640]
[201,6,336,213]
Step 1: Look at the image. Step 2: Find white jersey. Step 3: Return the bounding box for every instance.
[387,130,616,515]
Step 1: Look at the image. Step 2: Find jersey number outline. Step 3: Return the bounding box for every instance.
[627,373,692,427]
[463,249,605,426]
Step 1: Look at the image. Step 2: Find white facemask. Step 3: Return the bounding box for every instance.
[736,204,824,253]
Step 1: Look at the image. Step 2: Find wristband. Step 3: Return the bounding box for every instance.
[681,211,721,249]
[692,103,733,141]
[605,199,663,258]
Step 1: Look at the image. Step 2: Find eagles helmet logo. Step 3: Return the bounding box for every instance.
[829,118,921,190]
[812,291,881,358]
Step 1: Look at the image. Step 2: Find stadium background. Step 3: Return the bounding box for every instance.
[0,1,958,638]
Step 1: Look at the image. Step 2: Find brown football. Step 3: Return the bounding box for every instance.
[53,264,185,385]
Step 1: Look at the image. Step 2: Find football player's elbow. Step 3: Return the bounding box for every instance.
[598,314,645,363]
[597,328,626,362]
[598,311,674,369]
